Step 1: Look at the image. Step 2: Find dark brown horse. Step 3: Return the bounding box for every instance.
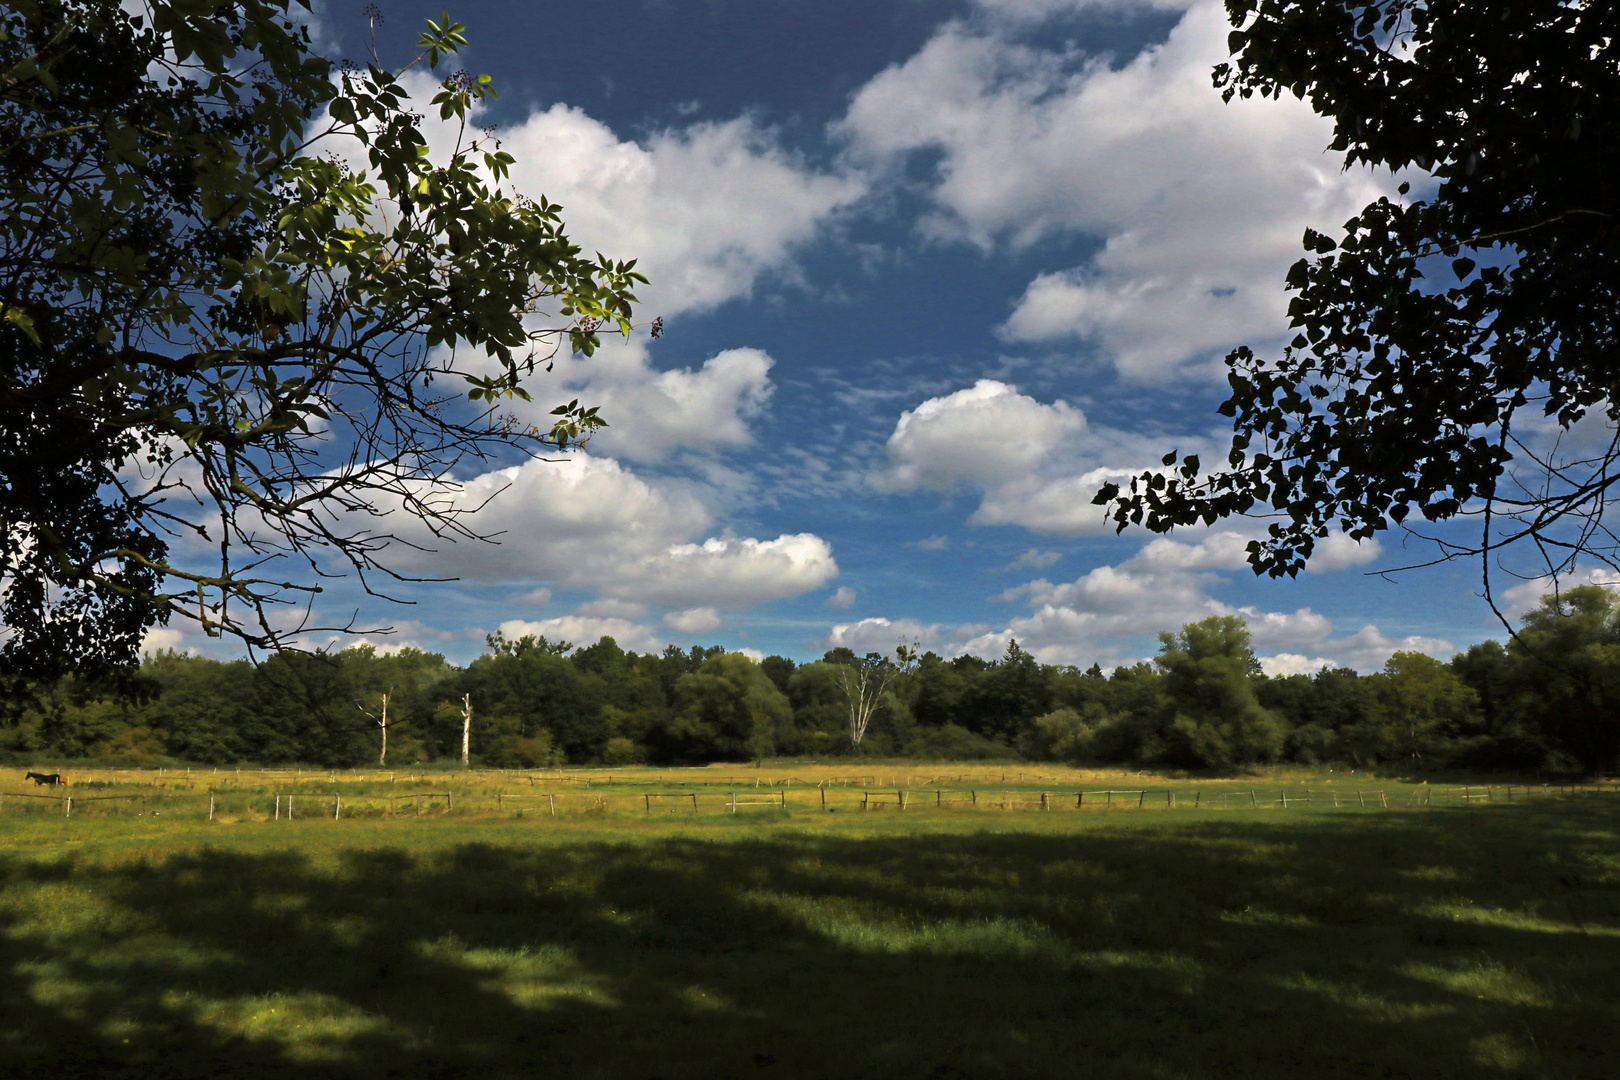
[24,771,65,786]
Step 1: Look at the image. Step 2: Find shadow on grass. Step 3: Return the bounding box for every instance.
[2,804,1618,1079]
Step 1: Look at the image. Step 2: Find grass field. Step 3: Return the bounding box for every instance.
[1,766,1617,1079]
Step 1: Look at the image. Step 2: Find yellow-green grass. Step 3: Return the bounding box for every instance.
[4,763,1591,824]
[2,791,1617,1079]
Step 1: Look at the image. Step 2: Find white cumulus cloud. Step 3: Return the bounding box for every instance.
[499,616,665,653]
[826,586,859,609]
[839,1,1396,380]
[486,104,863,318]
[875,379,1086,493]
[875,379,1223,536]
[515,340,777,463]
[372,453,837,610]
[664,607,724,634]
[827,527,1396,669]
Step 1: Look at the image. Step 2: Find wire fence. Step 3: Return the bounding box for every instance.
[1,780,1611,822]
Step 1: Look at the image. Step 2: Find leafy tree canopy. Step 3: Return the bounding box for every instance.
[0,0,645,689]
[1097,0,1619,606]
[1507,585,1620,772]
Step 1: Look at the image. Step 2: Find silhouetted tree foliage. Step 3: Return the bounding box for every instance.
[1098,1,1620,610]
[0,0,644,699]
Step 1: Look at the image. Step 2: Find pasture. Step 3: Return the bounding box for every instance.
[1,765,1616,1079]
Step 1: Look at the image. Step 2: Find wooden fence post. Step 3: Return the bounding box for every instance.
[730,792,737,814]
[1167,790,1173,809]
[781,790,787,809]
[1138,789,1145,808]
[548,793,556,817]
[899,790,906,811]
[209,791,215,820]
[1194,791,1200,809]
[1281,791,1288,808]
[1380,790,1388,808]
[64,795,72,817]
[820,784,827,807]
[971,790,977,806]
[1249,789,1257,807]
[1357,790,1364,807]
[334,796,341,820]
[645,794,651,813]
[1041,792,1049,811]
[692,793,699,813]
[447,792,453,813]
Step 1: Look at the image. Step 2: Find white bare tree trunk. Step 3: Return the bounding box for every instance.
[461,693,472,766]
[358,690,393,766]
[840,638,919,750]
[842,667,884,749]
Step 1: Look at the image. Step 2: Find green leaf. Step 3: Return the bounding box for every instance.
[4,306,41,345]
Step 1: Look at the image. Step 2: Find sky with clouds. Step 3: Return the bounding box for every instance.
[151,0,1526,672]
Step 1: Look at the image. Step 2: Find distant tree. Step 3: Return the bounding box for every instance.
[1375,651,1478,765]
[572,636,627,677]
[912,652,970,729]
[760,655,796,696]
[138,653,254,763]
[485,633,576,658]
[248,652,363,766]
[460,647,603,761]
[1156,616,1283,768]
[1451,639,1546,768]
[1097,1,1620,613]
[967,639,1053,743]
[1021,705,1122,764]
[786,662,850,754]
[340,645,450,764]
[833,641,918,751]
[1507,586,1620,773]
[668,653,791,762]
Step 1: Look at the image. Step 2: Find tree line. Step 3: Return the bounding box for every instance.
[5,587,1618,775]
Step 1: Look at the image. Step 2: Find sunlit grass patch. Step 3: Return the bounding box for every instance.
[742,888,1064,960]
[177,990,400,1062]
[1402,957,1552,1007]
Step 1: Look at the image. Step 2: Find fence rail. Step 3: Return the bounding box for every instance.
[1,780,1613,823]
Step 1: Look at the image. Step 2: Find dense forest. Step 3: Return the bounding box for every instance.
[6,588,1619,775]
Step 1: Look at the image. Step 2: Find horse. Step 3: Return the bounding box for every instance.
[24,771,65,786]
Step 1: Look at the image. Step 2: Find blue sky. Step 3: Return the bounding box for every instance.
[156,0,1522,671]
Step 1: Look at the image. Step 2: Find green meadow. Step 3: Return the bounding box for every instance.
[1,775,1617,1079]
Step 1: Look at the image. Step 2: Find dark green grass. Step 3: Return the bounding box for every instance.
[1,804,1616,1079]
